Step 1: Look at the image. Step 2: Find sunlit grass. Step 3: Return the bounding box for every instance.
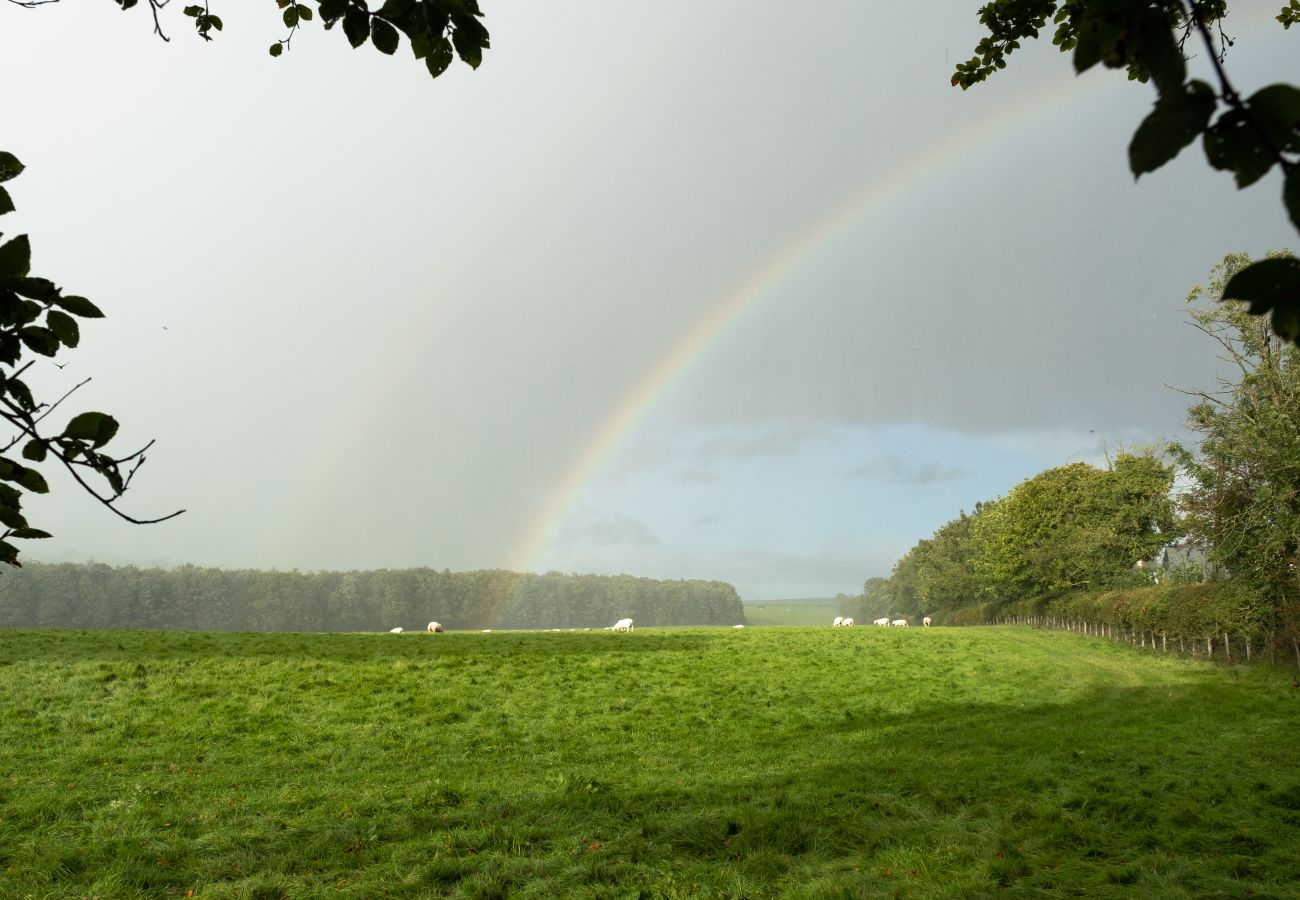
[0,626,1297,898]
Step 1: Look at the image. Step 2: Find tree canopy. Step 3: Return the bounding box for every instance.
[1172,251,1300,638]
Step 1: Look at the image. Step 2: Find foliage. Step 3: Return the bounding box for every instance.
[886,454,1179,621]
[0,154,180,570]
[974,454,1181,599]
[0,561,745,630]
[105,0,490,77]
[1172,251,1300,643]
[0,627,1296,897]
[973,579,1272,638]
[954,1,1300,339]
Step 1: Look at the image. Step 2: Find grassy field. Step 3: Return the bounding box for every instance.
[0,627,1297,898]
[741,602,839,627]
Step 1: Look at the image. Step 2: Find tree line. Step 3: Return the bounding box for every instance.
[0,562,745,632]
[848,254,1300,658]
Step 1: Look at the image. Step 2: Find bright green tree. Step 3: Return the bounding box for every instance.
[1172,251,1300,642]
[973,454,1180,599]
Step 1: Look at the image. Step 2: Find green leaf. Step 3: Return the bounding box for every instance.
[371,17,399,54]
[283,5,299,27]
[270,42,284,58]
[450,13,488,68]
[207,15,223,31]
[378,0,414,18]
[45,310,80,348]
[183,4,203,15]
[343,8,371,47]
[21,440,46,463]
[1222,257,1300,341]
[63,412,120,449]
[19,326,59,357]
[9,527,51,539]
[5,378,33,411]
[1246,84,1300,153]
[296,4,313,21]
[0,234,31,279]
[53,295,104,318]
[0,458,49,494]
[0,540,21,567]
[0,152,23,184]
[1203,109,1277,188]
[318,0,348,20]
[10,277,57,302]
[0,186,12,217]
[1286,168,1300,233]
[0,504,25,530]
[1129,80,1215,178]
[426,36,453,77]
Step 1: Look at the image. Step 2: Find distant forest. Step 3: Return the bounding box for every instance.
[0,563,745,632]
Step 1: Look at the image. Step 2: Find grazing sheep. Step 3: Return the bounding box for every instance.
[922,616,932,627]
[832,616,845,628]
[612,617,634,633]
[873,617,891,627]
[733,624,745,629]
[891,619,909,628]
[482,629,492,633]
[427,621,444,633]
[389,627,403,634]
[841,617,855,627]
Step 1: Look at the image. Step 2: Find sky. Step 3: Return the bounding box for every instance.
[1,1,1296,600]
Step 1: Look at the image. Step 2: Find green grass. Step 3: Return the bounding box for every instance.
[742,602,840,627]
[0,626,1298,898]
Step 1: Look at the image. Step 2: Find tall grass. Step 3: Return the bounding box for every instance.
[0,627,1297,898]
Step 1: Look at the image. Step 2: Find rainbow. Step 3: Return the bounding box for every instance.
[505,71,1106,575]
[507,0,1293,576]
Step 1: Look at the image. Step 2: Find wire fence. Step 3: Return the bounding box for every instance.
[986,615,1300,668]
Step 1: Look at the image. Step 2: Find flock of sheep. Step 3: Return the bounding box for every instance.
[834,616,932,628]
[387,615,934,634]
[386,618,639,634]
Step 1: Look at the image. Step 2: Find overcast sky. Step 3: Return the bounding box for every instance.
[2,1,1295,599]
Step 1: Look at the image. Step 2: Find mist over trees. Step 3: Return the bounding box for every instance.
[0,563,744,632]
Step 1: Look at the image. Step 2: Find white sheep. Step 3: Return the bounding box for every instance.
[733,624,745,629]
[427,621,444,633]
[873,617,891,627]
[922,616,932,627]
[389,627,403,634]
[832,616,845,628]
[841,617,855,627]
[612,617,634,632]
[891,619,909,627]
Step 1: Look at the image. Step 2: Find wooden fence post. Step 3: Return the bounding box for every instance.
[1162,633,1167,653]
[1245,636,1251,663]
[1207,636,1213,659]
[1224,633,1231,663]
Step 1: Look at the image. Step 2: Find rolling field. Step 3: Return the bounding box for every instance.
[1,626,1298,898]
[741,602,839,627]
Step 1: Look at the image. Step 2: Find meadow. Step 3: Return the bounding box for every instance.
[0,626,1297,899]
[740,602,839,627]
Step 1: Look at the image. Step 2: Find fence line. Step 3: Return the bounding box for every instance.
[985,615,1287,666]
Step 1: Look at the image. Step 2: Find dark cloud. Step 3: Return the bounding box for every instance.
[847,454,970,486]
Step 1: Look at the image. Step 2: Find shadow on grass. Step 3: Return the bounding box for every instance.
[385,679,1299,897]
